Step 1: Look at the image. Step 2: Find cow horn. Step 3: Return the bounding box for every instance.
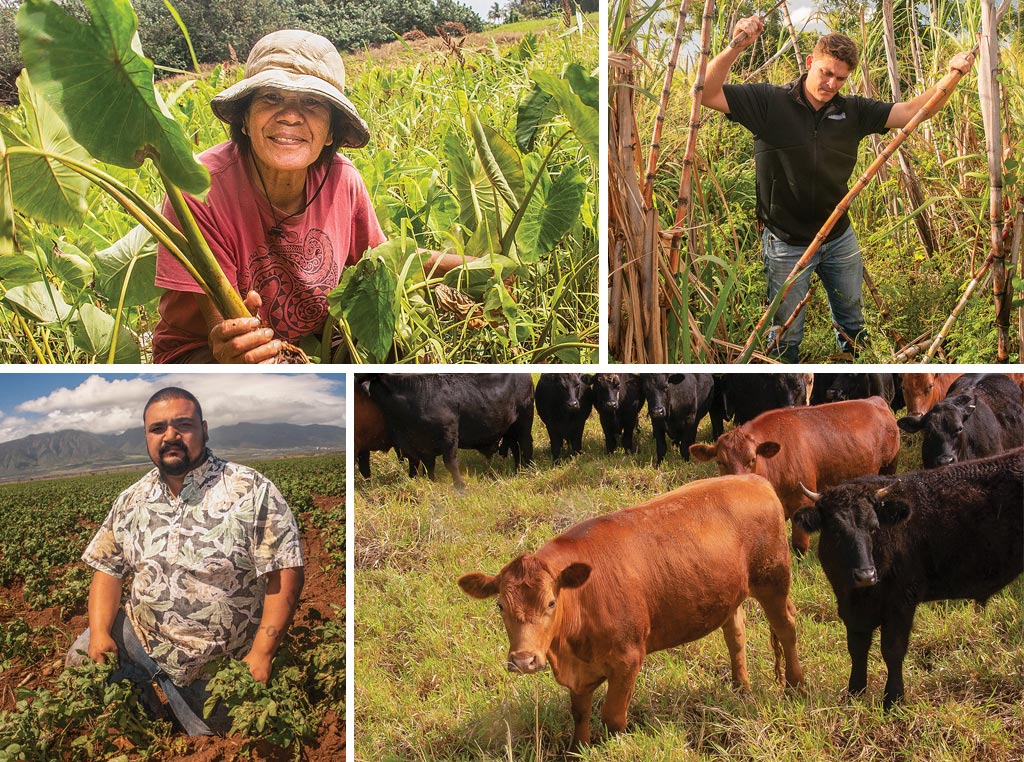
[875,485,892,499]
[799,482,821,502]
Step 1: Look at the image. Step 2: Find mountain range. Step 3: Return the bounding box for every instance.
[0,423,345,482]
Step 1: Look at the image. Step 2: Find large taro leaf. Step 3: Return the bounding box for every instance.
[532,70,598,164]
[327,248,399,362]
[2,71,89,226]
[442,253,524,300]
[515,85,556,153]
[516,165,585,262]
[51,240,95,290]
[469,112,524,212]
[17,0,209,196]
[74,301,140,362]
[3,279,73,323]
[93,224,159,309]
[0,252,46,287]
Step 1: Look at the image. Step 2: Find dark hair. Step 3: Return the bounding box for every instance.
[225,93,351,169]
[144,387,204,422]
[813,33,859,70]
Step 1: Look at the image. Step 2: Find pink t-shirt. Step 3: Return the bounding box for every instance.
[152,141,385,363]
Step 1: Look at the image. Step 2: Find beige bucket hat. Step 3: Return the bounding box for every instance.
[211,30,370,149]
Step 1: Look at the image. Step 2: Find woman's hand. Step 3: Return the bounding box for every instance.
[207,291,282,364]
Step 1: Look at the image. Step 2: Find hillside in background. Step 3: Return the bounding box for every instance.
[0,423,345,482]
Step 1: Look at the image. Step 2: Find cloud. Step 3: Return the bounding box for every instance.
[3,373,345,443]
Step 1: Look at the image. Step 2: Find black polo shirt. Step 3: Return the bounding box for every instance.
[723,75,893,245]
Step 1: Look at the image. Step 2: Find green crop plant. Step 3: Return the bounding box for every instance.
[0,1,598,363]
[3,0,254,363]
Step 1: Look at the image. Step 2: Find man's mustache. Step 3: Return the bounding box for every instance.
[160,443,187,455]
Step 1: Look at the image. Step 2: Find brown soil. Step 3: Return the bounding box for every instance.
[0,497,346,761]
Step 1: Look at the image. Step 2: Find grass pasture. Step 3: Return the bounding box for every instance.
[354,401,1024,760]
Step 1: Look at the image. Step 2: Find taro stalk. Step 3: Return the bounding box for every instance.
[737,46,978,362]
[6,0,297,361]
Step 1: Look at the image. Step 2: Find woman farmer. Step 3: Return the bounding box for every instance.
[152,30,465,363]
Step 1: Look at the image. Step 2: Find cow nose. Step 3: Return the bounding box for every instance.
[651,406,666,419]
[508,651,546,674]
[851,567,878,587]
[935,455,956,466]
[568,399,580,410]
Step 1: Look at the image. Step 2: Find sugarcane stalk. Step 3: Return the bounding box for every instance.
[882,0,936,257]
[1010,197,1023,356]
[738,47,978,362]
[668,0,715,275]
[726,0,786,48]
[779,0,803,74]
[642,0,693,207]
[923,259,994,360]
[978,0,1009,361]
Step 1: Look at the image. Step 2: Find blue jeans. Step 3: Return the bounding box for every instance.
[65,610,231,736]
[761,226,867,362]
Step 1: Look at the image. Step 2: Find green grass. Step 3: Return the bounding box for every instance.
[354,410,1024,760]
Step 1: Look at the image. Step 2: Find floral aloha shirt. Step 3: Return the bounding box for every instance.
[83,452,304,686]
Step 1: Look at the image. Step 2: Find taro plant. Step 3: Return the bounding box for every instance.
[3,0,257,362]
[328,60,598,363]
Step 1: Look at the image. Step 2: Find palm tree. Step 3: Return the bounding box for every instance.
[488,2,504,22]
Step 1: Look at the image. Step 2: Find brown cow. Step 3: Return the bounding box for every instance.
[900,372,963,416]
[458,475,804,749]
[689,397,900,555]
[354,381,391,478]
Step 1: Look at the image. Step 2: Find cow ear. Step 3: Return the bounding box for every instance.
[874,499,910,526]
[689,443,717,461]
[898,415,925,433]
[756,441,781,459]
[668,374,686,384]
[792,507,822,534]
[950,394,976,416]
[458,572,499,599]
[558,563,591,590]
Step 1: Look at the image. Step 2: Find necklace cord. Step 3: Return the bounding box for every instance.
[252,156,333,237]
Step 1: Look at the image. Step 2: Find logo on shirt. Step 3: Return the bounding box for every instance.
[249,229,338,342]
[827,112,847,120]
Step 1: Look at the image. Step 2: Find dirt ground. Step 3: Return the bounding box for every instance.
[0,498,346,762]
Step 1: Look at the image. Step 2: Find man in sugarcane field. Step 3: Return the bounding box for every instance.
[702,16,974,362]
[65,387,304,735]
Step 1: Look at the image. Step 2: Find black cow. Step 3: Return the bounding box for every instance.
[585,373,644,454]
[793,449,1024,709]
[897,373,1024,468]
[535,374,593,463]
[811,373,897,409]
[716,373,808,426]
[359,374,534,489]
[640,374,715,465]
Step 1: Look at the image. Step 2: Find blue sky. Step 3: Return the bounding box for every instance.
[0,372,346,444]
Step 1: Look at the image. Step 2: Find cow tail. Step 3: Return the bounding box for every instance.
[770,628,784,687]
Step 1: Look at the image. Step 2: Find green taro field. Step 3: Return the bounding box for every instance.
[1,8,598,364]
[0,453,345,762]
[354,397,1024,761]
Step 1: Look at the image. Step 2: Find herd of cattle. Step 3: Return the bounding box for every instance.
[357,372,1024,747]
